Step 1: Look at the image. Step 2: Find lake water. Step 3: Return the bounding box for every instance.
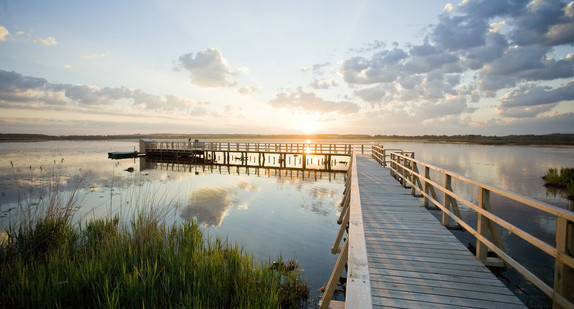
[1,139,573,307]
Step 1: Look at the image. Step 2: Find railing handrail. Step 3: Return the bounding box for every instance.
[143,141,362,155]
[320,147,372,308]
[371,145,574,308]
[376,145,574,222]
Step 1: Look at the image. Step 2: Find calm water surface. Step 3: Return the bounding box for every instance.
[1,140,573,307]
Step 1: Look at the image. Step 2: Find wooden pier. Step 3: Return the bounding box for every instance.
[320,147,574,308]
[139,139,356,172]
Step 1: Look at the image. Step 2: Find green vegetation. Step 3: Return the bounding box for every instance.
[0,215,309,308]
[1,163,309,308]
[543,167,574,200]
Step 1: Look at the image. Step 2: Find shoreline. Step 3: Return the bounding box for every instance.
[1,133,574,146]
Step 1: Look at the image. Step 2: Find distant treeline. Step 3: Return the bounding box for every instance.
[1,133,573,145]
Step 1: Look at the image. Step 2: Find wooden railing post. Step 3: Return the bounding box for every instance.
[383,148,387,167]
[476,188,506,267]
[554,217,574,308]
[320,238,348,309]
[476,188,490,261]
[442,174,452,226]
[423,166,430,208]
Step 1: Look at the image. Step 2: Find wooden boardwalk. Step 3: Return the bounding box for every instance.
[355,154,526,308]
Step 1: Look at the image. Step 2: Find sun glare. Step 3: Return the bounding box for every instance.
[301,121,317,135]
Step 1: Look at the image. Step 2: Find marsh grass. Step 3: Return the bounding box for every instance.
[1,161,309,308]
[543,167,574,200]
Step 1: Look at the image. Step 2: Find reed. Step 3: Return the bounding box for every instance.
[543,167,574,200]
[1,162,309,308]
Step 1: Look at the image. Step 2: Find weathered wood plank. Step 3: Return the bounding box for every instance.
[371,289,526,308]
[369,273,516,295]
[371,282,523,305]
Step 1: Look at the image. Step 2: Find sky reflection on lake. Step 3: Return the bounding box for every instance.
[0,140,346,303]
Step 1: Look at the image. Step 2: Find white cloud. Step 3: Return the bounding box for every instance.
[33,36,57,46]
[177,48,236,88]
[0,25,10,41]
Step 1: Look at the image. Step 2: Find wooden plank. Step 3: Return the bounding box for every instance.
[371,282,523,305]
[372,297,467,309]
[366,245,477,260]
[368,261,500,280]
[369,267,508,287]
[371,289,526,309]
[369,273,516,295]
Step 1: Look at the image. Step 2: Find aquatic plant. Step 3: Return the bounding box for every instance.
[1,162,310,308]
[1,213,308,308]
[543,167,574,200]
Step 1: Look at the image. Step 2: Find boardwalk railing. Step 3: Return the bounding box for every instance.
[320,149,372,309]
[144,141,355,155]
[372,145,574,309]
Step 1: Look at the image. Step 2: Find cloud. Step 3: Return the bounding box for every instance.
[267,89,360,115]
[33,36,57,46]
[0,69,208,116]
[336,0,574,128]
[180,187,236,227]
[0,25,9,41]
[312,62,331,74]
[431,13,489,51]
[478,46,574,94]
[176,48,237,88]
[236,85,259,95]
[498,81,574,117]
[310,78,338,89]
[510,0,574,46]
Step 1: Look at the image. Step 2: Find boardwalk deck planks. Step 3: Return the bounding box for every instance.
[354,154,526,308]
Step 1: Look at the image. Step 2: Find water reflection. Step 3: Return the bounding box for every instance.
[181,187,237,227]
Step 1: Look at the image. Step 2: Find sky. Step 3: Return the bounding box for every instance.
[0,0,573,136]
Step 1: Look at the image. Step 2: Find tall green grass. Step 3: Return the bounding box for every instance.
[543,167,574,200]
[1,216,308,308]
[1,162,309,308]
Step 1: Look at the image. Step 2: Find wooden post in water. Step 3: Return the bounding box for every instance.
[554,217,574,308]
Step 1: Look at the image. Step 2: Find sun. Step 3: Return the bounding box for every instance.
[300,121,317,135]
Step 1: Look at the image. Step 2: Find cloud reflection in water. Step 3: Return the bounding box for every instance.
[181,187,237,227]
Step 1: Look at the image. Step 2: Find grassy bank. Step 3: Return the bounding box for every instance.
[0,214,309,308]
[543,167,574,200]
